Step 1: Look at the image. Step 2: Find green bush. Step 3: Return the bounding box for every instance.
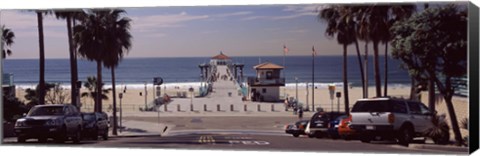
[423,115,450,145]
[3,95,28,122]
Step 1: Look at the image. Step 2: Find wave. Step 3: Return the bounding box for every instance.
[15,82,205,90]
[14,81,410,90]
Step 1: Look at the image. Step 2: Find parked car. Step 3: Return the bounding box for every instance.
[327,115,348,139]
[338,117,357,140]
[285,120,309,137]
[304,111,345,138]
[14,104,83,143]
[81,112,109,140]
[349,97,433,146]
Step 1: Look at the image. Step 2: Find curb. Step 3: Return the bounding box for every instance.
[108,134,162,138]
[409,144,468,152]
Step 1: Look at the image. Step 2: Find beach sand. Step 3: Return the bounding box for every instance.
[13,84,468,140]
[281,86,411,112]
[15,85,412,112]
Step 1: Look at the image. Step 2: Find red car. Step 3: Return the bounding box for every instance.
[338,116,356,140]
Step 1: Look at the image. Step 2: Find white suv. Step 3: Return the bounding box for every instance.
[349,98,433,145]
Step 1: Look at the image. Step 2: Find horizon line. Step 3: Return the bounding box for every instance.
[3,54,391,60]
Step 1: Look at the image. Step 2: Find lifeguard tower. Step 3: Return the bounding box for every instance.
[247,62,285,102]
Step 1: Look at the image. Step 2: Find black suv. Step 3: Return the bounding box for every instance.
[81,112,109,140]
[305,111,346,138]
[14,104,83,143]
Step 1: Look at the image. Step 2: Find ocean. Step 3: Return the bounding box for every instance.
[3,55,411,89]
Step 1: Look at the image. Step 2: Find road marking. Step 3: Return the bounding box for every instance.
[228,140,270,145]
[224,136,252,139]
[198,135,215,144]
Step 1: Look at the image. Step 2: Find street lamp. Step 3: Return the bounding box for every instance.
[295,77,298,104]
[119,92,123,132]
[144,82,148,110]
[189,87,194,111]
[76,81,82,109]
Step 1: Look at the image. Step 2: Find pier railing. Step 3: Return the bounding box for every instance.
[2,73,14,86]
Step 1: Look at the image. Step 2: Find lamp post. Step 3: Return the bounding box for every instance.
[144,82,148,110]
[76,81,82,109]
[295,77,298,104]
[119,93,123,132]
[189,87,194,111]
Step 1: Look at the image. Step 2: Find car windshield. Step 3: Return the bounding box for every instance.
[28,106,64,116]
[351,100,392,112]
[83,114,96,121]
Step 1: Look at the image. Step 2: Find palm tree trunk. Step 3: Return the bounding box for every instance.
[66,16,77,107]
[428,72,436,113]
[384,43,388,96]
[72,18,79,109]
[373,41,382,97]
[364,42,369,98]
[354,40,366,98]
[112,67,118,135]
[37,12,46,105]
[409,77,416,101]
[343,44,350,115]
[434,77,463,146]
[96,61,103,112]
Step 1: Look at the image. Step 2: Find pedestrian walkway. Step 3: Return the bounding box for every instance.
[111,120,173,137]
[146,65,288,114]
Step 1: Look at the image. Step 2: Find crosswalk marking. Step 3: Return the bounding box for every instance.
[198,136,215,144]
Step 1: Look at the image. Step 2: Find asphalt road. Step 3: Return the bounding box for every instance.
[2,116,468,155]
[4,133,461,155]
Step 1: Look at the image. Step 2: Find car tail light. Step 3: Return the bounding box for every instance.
[299,125,304,129]
[388,113,395,124]
[348,115,352,122]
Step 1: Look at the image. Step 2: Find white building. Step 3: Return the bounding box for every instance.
[209,52,232,66]
[247,62,285,102]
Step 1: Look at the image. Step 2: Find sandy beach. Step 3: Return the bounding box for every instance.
[15,85,412,112]
[13,82,468,140]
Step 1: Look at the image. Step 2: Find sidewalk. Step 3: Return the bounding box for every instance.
[408,141,469,153]
[110,120,172,138]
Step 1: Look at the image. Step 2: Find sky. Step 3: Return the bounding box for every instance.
[0,2,464,59]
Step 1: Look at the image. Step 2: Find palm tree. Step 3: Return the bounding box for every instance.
[365,5,390,98]
[355,7,371,98]
[74,10,108,112]
[54,10,85,108]
[319,6,356,114]
[101,9,132,135]
[383,5,416,96]
[1,26,15,59]
[81,76,110,105]
[36,10,48,105]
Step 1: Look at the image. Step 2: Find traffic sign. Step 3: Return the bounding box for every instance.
[154,77,163,85]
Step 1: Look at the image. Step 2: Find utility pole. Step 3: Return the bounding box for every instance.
[295,77,298,104]
[144,82,148,110]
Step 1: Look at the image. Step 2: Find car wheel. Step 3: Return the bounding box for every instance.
[102,128,109,140]
[397,126,413,146]
[55,126,67,143]
[38,138,47,143]
[17,137,26,143]
[307,132,315,138]
[360,134,372,143]
[293,134,299,137]
[315,132,323,139]
[331,135,339,140]
[92,128,99,140]
[72,128,81,144]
